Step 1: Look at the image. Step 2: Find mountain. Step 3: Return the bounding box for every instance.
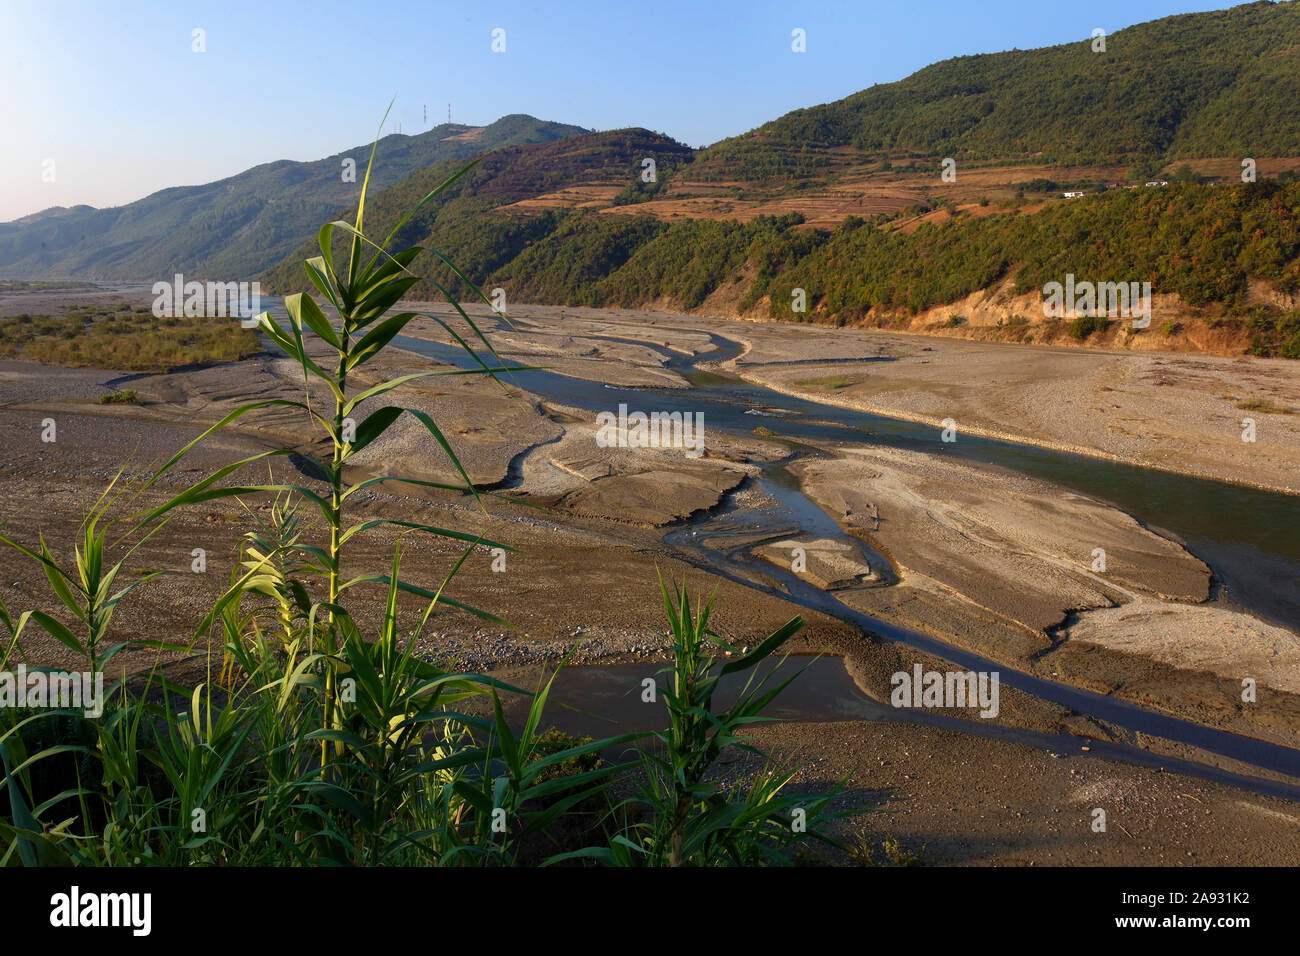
[259,127,697,296]
[698,0,1300,181]
[12,0,1300,359]
[0,114,587,281]
[10,205,97,226]
[257,5,1300,359]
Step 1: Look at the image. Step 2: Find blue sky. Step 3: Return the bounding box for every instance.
[0,0,1237,221]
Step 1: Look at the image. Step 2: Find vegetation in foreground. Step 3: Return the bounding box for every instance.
[0,135,858,867]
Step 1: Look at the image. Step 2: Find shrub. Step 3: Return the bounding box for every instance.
[1236,398,1293,414]
[0,130,846,869]
[1068,315,1108,339]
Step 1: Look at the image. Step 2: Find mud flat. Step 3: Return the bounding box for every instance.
[390,304,1300,746]
[749,718,1300,866]
[396,301,1300,492]
[6,290,1299,493]
[718,320,1300,495]
[785,447,1300,749]
[2,286,1299,863]
[754,536,879,589]
[0,353,834,673]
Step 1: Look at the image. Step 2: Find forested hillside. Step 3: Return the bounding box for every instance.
[698,1,1300,182]
[264,132,1300,357]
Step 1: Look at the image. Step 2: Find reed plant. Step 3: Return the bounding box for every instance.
[0,116,848,866]
[587,578,845,866]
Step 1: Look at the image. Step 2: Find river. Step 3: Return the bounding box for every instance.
[264,303,1300,792]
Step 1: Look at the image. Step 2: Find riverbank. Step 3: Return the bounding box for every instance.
[713,319,1300,496]
[408,300,1300,493]
[380,301,1300,752]
[2,285,1299,863]
[386,299,1300,495]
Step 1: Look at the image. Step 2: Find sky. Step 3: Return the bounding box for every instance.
[0,0,1240,222]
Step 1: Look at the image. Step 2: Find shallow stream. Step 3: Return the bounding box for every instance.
[263,303,1300,791]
